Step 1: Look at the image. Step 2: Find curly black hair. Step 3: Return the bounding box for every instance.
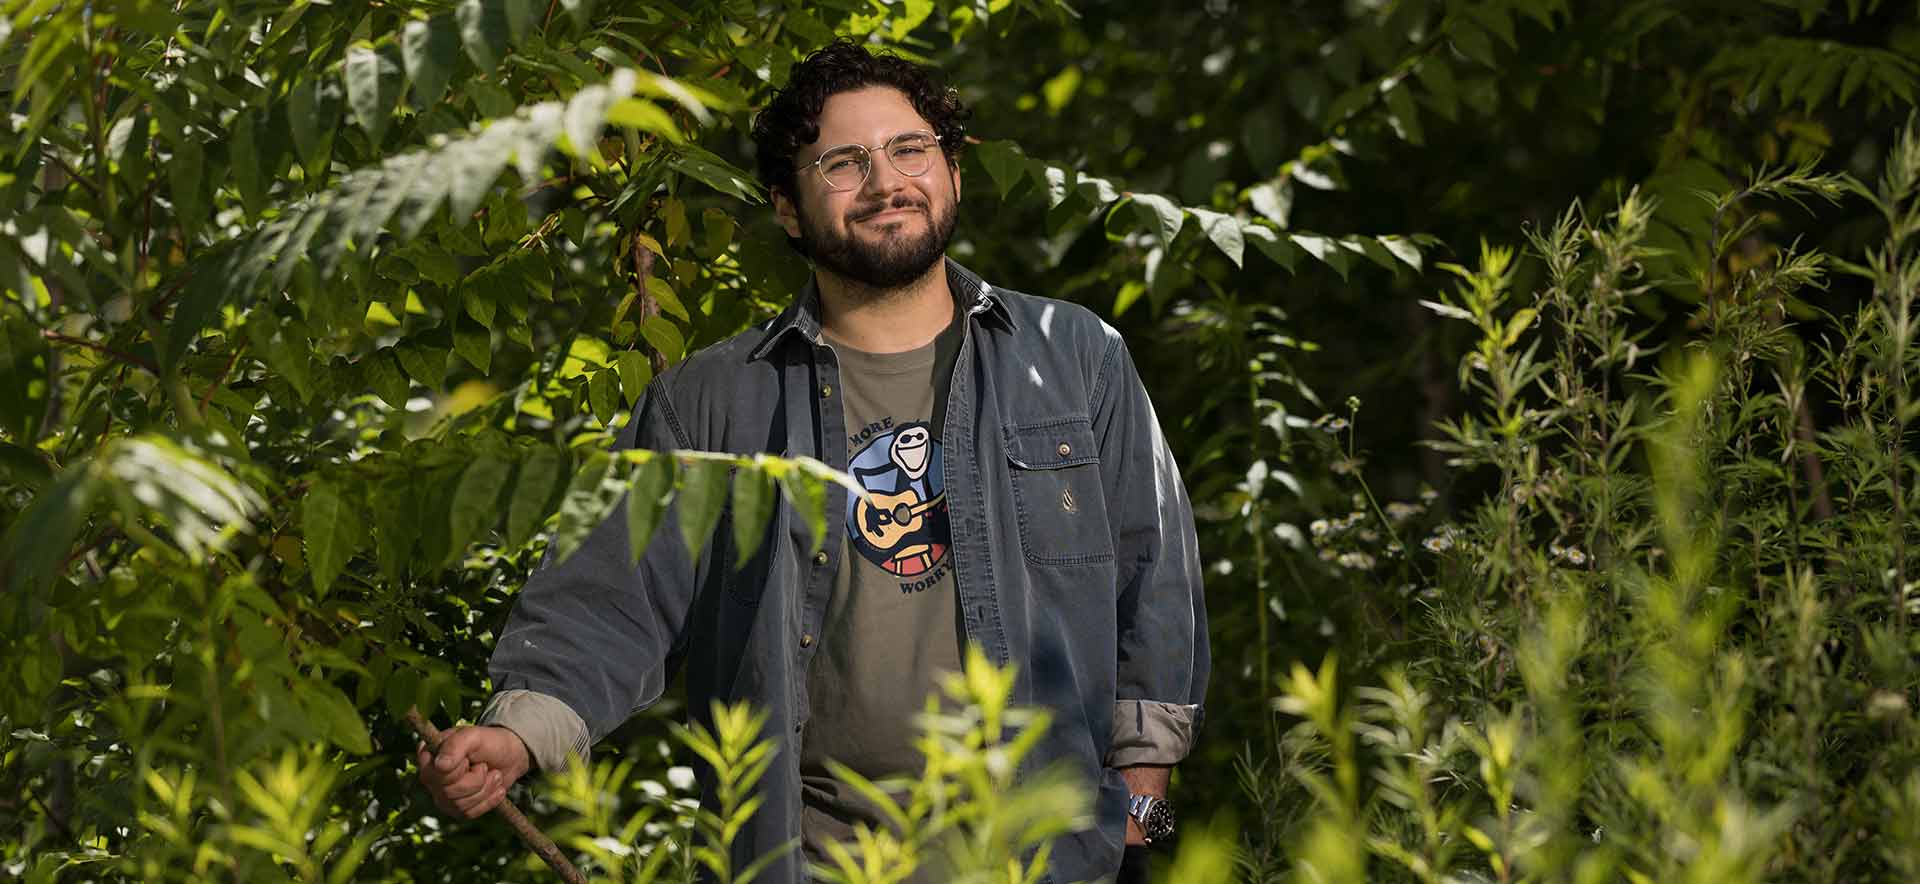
[750,39,970,201]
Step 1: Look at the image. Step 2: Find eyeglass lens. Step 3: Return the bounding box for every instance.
[818,132,939,190]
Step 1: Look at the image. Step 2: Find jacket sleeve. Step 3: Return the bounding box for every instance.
[1090,328,1209,767]
[481,383,700,770]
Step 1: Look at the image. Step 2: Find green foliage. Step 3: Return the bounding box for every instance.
[1254,125,1920,882]
[6,0,1920,881]
[0,0,1078,879]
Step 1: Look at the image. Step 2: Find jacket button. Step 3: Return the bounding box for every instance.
[813,551,829,566]
[800,633,814,648]
[820,384,833,398]
[1057,442,1072,457]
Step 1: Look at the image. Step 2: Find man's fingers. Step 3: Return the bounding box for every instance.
[434,725,491,772]
[417,726,525,820]
[441,764,494,801]
[452,771,506,818]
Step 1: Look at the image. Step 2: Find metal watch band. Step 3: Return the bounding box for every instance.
[1126,793,1176,844]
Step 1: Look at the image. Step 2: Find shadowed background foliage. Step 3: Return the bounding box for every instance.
[3,0,1919,880]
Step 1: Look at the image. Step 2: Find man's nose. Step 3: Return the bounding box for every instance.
[860,152,910,197]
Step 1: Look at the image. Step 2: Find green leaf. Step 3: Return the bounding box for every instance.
[729,463,774,568]
[646,276,690,322]
[1377,235,1424,272]
[371,476,422,580]
[394,342,449,391]
[504,0,539,42]
[778,471,828,556]
[2,465,99,591]
[246,312,316,404]
[507,446,565,548]
[448,452,510,557]
[111,107,151,194]
[1384,82,1424,145]
[447,135,512,221]
[1244,224,1301,273]
[167,133,205,237]
[456,0,509,71]
[588,368,620,424]
[606,98,682,142]
[616,350,652,404]
[1041,65,1082,115]
[231,111,266,217]
[639,316,684,364]
[464,278,497,328]
[345,41,405,145]
[303,478,362,596]
[890,0,935,39]
[303,679,373,754]
[975,140,1031,198]
[663,197,690,248]
[552,451,618,563]
[1291,233,1350,279]
[675,458,729,561]
[668,144,764,203]
[365,348,411,409]
[1451,22,1497,68]
[1248,180,1292,229]
[1415,57,1459,121]
[1191,208,1245,267]
[402,17,459,109]
[559,0,595,30]
[700,208,736,260]
[453,314,492,374]
[289,77,342,181]
[626,453,675,564]
[1130,193,1186,249]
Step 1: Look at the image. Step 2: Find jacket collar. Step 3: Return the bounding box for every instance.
[749,257,1016,362]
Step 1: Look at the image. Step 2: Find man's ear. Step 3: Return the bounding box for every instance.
[949,160,962,203]
[772,186,802,239]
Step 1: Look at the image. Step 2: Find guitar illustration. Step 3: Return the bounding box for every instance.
[844,421,951,578]
[855,488,948,551]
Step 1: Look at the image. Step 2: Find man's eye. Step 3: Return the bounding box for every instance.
[826,157,861,173]
[893,146,927,157]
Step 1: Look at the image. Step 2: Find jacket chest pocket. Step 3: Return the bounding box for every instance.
[1004,418,1114,566]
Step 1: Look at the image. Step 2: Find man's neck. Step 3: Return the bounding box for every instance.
[816,261,954,354]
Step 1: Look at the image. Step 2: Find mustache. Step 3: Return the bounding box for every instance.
[848,196,928,222]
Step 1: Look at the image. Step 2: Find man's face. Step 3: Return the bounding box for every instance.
[774,86,961,291]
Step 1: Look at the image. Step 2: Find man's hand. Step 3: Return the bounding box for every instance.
[417,725,532,819]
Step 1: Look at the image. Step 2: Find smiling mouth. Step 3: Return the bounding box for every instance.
[858,206,924,223]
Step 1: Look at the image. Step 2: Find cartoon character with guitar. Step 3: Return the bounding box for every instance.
[846,421,950,578]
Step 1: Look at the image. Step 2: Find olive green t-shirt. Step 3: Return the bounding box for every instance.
[798,317,965,874]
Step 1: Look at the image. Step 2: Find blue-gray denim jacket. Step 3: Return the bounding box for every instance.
[485,260,1208,883]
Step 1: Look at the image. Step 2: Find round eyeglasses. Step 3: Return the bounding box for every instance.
[796,130,943,192]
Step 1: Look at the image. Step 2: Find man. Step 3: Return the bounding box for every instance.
[419,40,1208,883]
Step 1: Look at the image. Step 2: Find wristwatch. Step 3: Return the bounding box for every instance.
[1127,793,1175,844]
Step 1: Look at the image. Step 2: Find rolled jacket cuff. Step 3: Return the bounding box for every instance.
[478,689,591,773]
[1106,699,1202,767]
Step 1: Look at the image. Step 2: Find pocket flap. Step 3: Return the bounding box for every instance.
[1005,418,1100,470]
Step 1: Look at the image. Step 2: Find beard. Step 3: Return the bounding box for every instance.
[796,190,957,292]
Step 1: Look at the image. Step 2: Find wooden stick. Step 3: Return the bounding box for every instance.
[405,706,589,884]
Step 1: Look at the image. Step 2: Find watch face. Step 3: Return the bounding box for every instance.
[1144,801,1175,842]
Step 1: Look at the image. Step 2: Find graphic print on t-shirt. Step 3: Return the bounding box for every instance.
[845,419,951,584]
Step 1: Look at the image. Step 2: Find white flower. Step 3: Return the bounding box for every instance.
[1423,534,1454,553]
[1337,551,1377,571]
[1310,518,1332,538]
